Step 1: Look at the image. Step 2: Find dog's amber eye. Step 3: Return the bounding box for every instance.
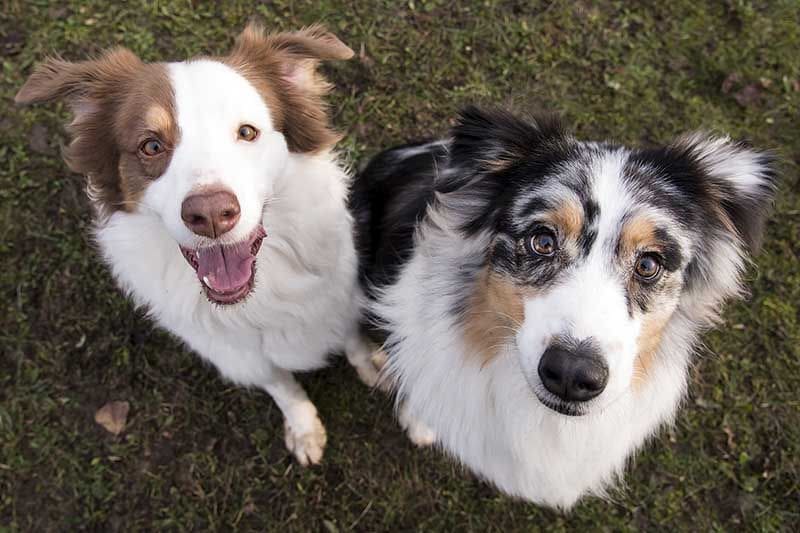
[634,254,662,281]
[529,230,557,256]
[140,138,164,156]
[238,124,259,142]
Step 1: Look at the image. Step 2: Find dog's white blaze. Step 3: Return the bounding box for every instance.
[518,263,639,403]
[592,150,633,242]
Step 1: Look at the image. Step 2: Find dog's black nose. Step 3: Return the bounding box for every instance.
[537,340,608,402]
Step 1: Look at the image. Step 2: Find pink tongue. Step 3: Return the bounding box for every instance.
[196,241,255,293]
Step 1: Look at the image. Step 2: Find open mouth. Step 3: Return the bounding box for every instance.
[180,226,266,305]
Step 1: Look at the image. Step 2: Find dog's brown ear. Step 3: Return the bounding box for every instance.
[232,23,353,95]
[228,23,353,153]
[16,57,79,105]
[15,48,142,114]
[252,22,354,62]
[16,49,144,215]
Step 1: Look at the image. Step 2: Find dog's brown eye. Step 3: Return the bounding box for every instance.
[634,254,662,281]
[238,124,259,142]
[530,230,557,256]
[140,138,164,156]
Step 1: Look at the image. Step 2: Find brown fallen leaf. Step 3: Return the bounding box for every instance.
[94,401,130,436]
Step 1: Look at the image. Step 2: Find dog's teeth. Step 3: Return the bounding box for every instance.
[202,276,210,287]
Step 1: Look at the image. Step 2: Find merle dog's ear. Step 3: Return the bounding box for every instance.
[666,133,779,326]
[440,106,570,235]
[672,133,779,253]
[450,106,567,174]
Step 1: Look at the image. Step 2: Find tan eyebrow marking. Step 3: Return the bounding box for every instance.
[144,105,173,133]
[542,199,583,241]
[618,215,659,258]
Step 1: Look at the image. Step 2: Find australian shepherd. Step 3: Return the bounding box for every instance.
[16,24,383,466]
[351,106,778,507]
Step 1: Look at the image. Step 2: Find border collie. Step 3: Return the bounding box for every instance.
[351,106,778,507]
[16,24,382,465]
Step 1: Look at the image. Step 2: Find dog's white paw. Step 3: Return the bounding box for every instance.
[406,419,437,447]
[354,348,394,393]
[348,339,393,392]
[370,349,395,392]
[283,412,327,466]
[354,359,381,389]
[371,348,388,369]
[399,402,436,447]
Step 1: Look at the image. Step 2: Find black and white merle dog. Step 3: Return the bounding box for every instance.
[351,106,777,508]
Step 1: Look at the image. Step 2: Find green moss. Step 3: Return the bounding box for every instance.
[1,1,798,530]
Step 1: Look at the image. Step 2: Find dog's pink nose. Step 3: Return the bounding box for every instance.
[181,189,241,238]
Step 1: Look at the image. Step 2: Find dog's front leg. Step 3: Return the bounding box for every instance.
[261,367,327,466]
[344,335,436,446]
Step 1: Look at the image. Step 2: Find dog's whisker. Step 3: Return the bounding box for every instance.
[467,308,523,329]
[115,199,156,214]
[483,324,519,336]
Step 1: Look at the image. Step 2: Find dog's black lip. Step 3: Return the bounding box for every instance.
[534,392,586,417]
[523,368,587,416]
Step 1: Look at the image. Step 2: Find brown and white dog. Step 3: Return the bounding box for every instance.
[16,24,382,465]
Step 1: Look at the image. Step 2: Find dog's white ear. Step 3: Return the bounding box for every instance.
[672,132,778,252]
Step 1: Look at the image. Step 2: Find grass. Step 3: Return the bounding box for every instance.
[1,0,798,530]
